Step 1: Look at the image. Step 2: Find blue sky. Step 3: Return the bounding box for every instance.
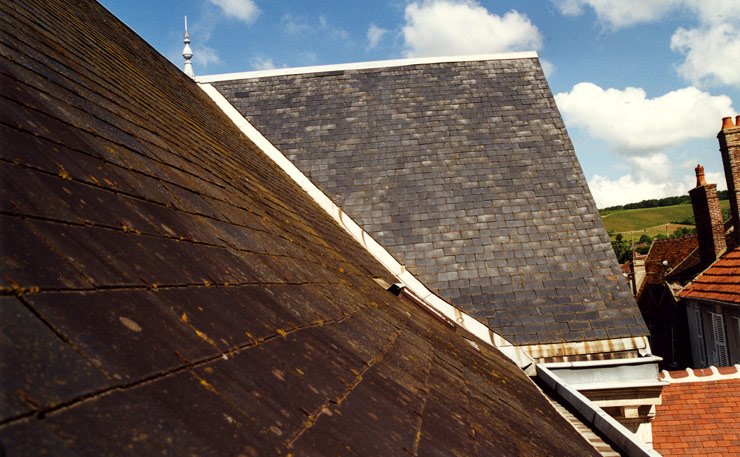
[101,0,740,208]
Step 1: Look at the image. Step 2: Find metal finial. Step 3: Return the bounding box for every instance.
[183,16,194,78]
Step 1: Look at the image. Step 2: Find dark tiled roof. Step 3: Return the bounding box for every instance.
[0,0,600,455]
[678,248,740,304]
[209,57,647,346]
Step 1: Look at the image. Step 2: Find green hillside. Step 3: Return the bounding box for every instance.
[601,201,730,238]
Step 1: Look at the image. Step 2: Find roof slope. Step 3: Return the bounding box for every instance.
[653,369,740,456]
[0,0,599,455]
[208,57,647,346]
[678,247,740,304]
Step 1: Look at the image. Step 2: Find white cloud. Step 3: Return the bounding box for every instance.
[555,83,733,154]
[319,15,348,40]
[207,0,260,23]
[551,0,680,29]
[551,0,740,88]
[367,24,387,50]
[681,0,737,25]
[589,164,728,208]
[589,174,678,208]
[252,57,276,70]
[193,45,221,68]
[281,14,347,40]
[402,0,542,57]
[281,14,310,35]
[540,59,555,78]
[671,23,740,88]
[589,154,691,207]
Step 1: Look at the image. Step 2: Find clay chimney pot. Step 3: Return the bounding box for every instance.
[735,115,740,126]
[695,164,706,187]
[722,117,734,129]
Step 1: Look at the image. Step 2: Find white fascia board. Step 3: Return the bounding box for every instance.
[199,82,534,372]
[197,52,539,83]
[542,355,663,369]
[569,380,669,391]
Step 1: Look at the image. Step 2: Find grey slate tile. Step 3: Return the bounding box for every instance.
[208,54,648,347]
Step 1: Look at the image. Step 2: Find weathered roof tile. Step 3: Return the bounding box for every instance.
[0,0,601,455]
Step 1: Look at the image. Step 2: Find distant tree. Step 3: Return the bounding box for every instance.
[671,227,696,237]
[671,216,694,225]
[638,234,652,244]
[610,233,633,264]
[636,246,650,255]
[599,194,691,211]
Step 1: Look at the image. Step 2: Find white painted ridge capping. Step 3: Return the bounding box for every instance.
[199,82,534,372]
[661,364,740,383]
[196,51,539,83]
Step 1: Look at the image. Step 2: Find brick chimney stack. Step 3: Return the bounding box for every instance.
[690,164,727,264]
[719,115,740,245]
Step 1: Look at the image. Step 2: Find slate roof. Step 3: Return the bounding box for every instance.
[0,0,601,455]
[206,55,648,346]
[653,367,740,456]
[678,247,740,304]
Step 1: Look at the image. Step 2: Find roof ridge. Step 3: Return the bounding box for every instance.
[197,51,539,83]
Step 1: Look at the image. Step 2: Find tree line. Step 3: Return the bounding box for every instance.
[599,190,728,213]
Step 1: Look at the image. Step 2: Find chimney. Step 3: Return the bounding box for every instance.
[719,116,740,245]
[689,164,726,264]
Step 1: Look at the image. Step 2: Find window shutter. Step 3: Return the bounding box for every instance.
[694,309,707,366]
[712,313,729,367]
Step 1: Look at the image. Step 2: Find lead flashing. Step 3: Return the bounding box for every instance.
[197,51,539,83]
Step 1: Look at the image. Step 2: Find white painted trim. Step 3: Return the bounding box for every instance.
[570,380,669,391]
[537,365,662,457]
[661,364,740,383]
[198,82,534,371]
[543,355,663,369]
[196,52,539,83]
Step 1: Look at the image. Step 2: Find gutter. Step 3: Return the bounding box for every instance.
[542,355,663,369]
[199,83,535,373]
[537,365,663,457]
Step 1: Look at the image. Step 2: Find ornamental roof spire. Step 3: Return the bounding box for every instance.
[183,16,194,78]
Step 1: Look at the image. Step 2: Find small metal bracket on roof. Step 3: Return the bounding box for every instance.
[387,283,406,296]
[183,16,195,78]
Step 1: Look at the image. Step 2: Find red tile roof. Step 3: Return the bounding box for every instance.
[678,248,740,304]
[636,235,698,300]
[648,235,699,282]
[653,369,740,456]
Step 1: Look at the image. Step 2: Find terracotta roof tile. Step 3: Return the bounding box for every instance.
[678,248,740,304]
[643,235,699,286]
[653,378,740,456]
